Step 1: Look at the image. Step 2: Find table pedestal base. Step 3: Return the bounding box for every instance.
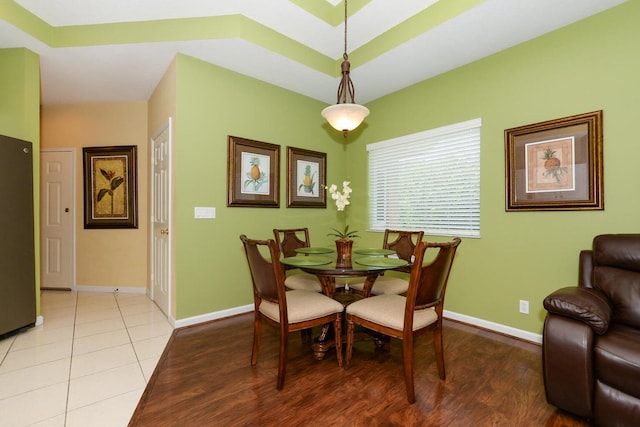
[311,322,390,360]
[312,337,335,361]
[292,270,394,361]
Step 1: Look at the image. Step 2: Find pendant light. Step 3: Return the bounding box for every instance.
[321,0,369,137]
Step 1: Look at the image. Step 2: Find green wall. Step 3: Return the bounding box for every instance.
[0,48,41,314]
[0,48,40,141]
[173,55,353,319]
[345,0,640,334]
[169,1,639,335]
[5,1,638,336]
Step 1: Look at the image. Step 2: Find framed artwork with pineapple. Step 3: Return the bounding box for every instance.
[227,136,280,207]
[504,110,603,211]
[286,147,326,208]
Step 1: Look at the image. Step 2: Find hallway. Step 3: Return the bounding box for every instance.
[0,291,173,426]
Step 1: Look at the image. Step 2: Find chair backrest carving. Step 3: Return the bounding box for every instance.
[383,229,425,263]
[383,229,424,274]
[273,228,311,258]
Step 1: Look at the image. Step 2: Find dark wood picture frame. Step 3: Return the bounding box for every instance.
[287,147,327,208]
[227,135,280,207]
[83,145,138,228]
[505,110,603,211]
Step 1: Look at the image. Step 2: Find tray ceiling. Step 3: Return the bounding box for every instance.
[0,0,627,105]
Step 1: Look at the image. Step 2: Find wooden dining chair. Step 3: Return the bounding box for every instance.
[240,235,344,390]
[350,229,424,296]
[273,228,324,293]
[345,237,461,403]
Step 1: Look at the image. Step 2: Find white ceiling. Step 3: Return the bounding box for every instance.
[0,0,627,106]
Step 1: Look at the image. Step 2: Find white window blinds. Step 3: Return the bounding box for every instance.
[367,118,481,238]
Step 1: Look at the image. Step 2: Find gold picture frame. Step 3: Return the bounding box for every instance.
[286,147,327,208]
[505,110,603,211]
[83,146,138,228]
[227,135,280,207]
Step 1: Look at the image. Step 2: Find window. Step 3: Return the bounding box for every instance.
[367,118,481,238]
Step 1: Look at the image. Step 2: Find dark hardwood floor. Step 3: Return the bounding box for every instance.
[129,313,589,426]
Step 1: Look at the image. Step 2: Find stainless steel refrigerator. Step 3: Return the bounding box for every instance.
[0,134,36,337]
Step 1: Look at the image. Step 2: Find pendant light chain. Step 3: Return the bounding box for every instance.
[343,0,348,60]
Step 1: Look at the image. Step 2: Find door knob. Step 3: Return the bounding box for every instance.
[160,229,169,235]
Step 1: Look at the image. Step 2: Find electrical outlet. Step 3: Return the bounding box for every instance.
[519,300,529,314]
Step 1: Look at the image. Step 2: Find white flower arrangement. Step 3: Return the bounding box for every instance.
[327,181,359,239]
[328,181,352,211]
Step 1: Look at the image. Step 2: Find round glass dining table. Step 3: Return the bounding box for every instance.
[281,247,408,298]
[281,247,409,360]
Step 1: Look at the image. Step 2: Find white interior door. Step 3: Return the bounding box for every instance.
[40,149,74,290]
[150,118,171,317]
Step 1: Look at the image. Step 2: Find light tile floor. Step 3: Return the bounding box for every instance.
[0,291,173,427]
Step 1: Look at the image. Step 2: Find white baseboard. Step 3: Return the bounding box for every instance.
[36,315,44,326]
[74,285,147,294]
[444,310,542,344]
[174,304,254,329]
[170,304,542,345]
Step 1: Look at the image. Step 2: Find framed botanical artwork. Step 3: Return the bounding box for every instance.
[227,135,280,207]
[83,146,138,228]
[505,110,603,211]
[287,147,327,208]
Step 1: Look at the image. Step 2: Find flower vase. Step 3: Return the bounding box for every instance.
[335,238,353,269]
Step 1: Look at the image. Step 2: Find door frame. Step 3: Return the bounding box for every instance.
[40,148,76,290]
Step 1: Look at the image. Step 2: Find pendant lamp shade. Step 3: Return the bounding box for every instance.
[322,103,369,134]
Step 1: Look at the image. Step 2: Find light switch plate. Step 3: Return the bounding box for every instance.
[194,207,216,219]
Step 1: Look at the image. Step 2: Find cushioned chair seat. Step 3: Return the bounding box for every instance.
[594,324,640,400]
[349,275,409,295]
[285,273,346,293]
[260,289,345,323]
[284,273,323,292]
[346,294,437,331]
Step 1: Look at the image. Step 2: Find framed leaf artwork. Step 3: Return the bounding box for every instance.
[83,145,138,228]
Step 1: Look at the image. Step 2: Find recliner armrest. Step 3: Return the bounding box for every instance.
[543,286,612,334]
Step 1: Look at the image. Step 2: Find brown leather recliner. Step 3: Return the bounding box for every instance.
[542,234,640,426]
